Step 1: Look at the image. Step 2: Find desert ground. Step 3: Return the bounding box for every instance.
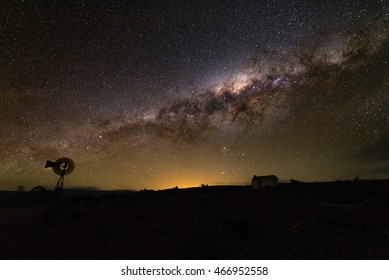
[0,180,389,259]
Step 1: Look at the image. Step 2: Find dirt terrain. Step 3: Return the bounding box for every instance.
[1,180,389,259]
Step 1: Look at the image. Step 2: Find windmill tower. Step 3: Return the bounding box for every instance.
[45,157,75,191]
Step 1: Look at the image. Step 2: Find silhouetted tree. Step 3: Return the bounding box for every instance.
[31,185,47,192]
[290,179,301,185]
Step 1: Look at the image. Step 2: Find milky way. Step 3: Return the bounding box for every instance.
[1,1,389,190]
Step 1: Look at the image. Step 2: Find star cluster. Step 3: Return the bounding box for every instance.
[1,1,389,190]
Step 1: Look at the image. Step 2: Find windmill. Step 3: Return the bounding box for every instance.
[45,157,75,191]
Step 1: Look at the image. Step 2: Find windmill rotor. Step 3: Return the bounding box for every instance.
[45,157,75,190]
[53,157,75,176]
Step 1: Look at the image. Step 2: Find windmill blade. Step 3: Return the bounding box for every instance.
[53,157,75,176]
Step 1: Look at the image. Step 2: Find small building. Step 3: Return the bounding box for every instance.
[252,175,279,190]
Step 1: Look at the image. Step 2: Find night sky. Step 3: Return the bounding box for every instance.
[1,0,389,190]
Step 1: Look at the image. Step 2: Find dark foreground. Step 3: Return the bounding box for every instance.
[1,180,389,259]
